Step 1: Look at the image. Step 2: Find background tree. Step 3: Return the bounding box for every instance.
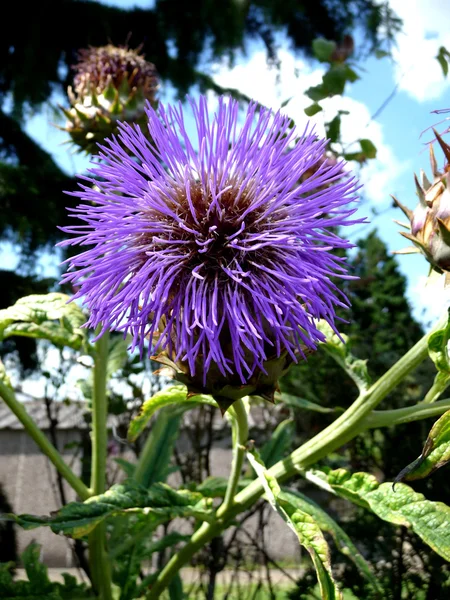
[1,0,400,268]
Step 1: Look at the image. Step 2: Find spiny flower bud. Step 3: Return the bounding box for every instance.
[393,131,450,283]
[61,44,158,154]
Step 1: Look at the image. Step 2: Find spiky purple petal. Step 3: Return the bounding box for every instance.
[60,96,361,383]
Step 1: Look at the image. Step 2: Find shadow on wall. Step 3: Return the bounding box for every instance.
[0,482,17,563]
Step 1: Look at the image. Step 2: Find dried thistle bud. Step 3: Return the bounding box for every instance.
[61,44,158,153]
[393,131,450,283]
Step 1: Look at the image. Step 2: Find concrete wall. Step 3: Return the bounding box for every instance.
[0,425,301,567]
[0,429,82,566]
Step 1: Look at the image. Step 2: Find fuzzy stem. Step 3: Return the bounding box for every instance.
[146,313,446,598]
[0,380,90,500]
[88,331,113,600]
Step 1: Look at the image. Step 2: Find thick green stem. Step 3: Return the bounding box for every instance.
[363,397,450,429]
[146,398,248,598]
[0,380,90,500]
[147,314,447,598]
[88,331,113,600]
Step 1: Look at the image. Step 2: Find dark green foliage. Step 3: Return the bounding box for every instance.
[348,231,424,376]
[0,543,92,598]
[1,1,400,117]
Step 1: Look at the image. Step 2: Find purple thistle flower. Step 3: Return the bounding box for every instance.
[60,96,360,388]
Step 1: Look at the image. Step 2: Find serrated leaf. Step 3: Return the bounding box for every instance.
[247,451,342,600]
[308,467,450,561]
[395,409,450,482]
[304,103,323,117]
[360,138,377,159]
[316,321,371,391]
[127,385,217,442]
[260,419,295,468]
[5,480,213,538]
[0,294,87,351]
[312,38,337,62]
[281,490,383,596]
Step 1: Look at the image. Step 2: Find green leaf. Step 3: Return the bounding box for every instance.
[0,294,87,351]
[305,84,328,103]
[260,419,295,468]
[5,480,213,538]
[304,103,323,117]
[22,544,52,592]
[168,573,184,600]
[107,335,130,378]
[114,458,136,478]
[436,46,450,77]
[0,543,92,599]
[359,138,377,159]
[316,321,371,392]
[134,406,185,487]
[312,38,337,62]
[395,409,450,482]
[281,490,383,597]
[127,385,217,442]
[195,476,250,498]
[343,65,359,83]
[322,65,348,96]
[247,451,342,600]
[326,115,341,144]
[281,392,342,414]
[307,468,450,562]
[426,309,450,401]
[375,49,390,59]
[428,310,450,373]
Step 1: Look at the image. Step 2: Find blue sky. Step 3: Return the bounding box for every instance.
[2,0,450,329]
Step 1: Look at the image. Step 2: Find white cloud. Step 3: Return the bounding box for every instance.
[320,96,411,205]
[213,49,408,206]
[212,48,326,135]
[389,0,450,102]
[410,271,450,326]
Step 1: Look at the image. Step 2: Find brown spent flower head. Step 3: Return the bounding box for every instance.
[61,44,158,153]
[393,130,450,283]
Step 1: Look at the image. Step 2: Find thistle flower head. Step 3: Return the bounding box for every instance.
[60,96,360,407]
[393,131,450,281]
[62,44,158,153]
